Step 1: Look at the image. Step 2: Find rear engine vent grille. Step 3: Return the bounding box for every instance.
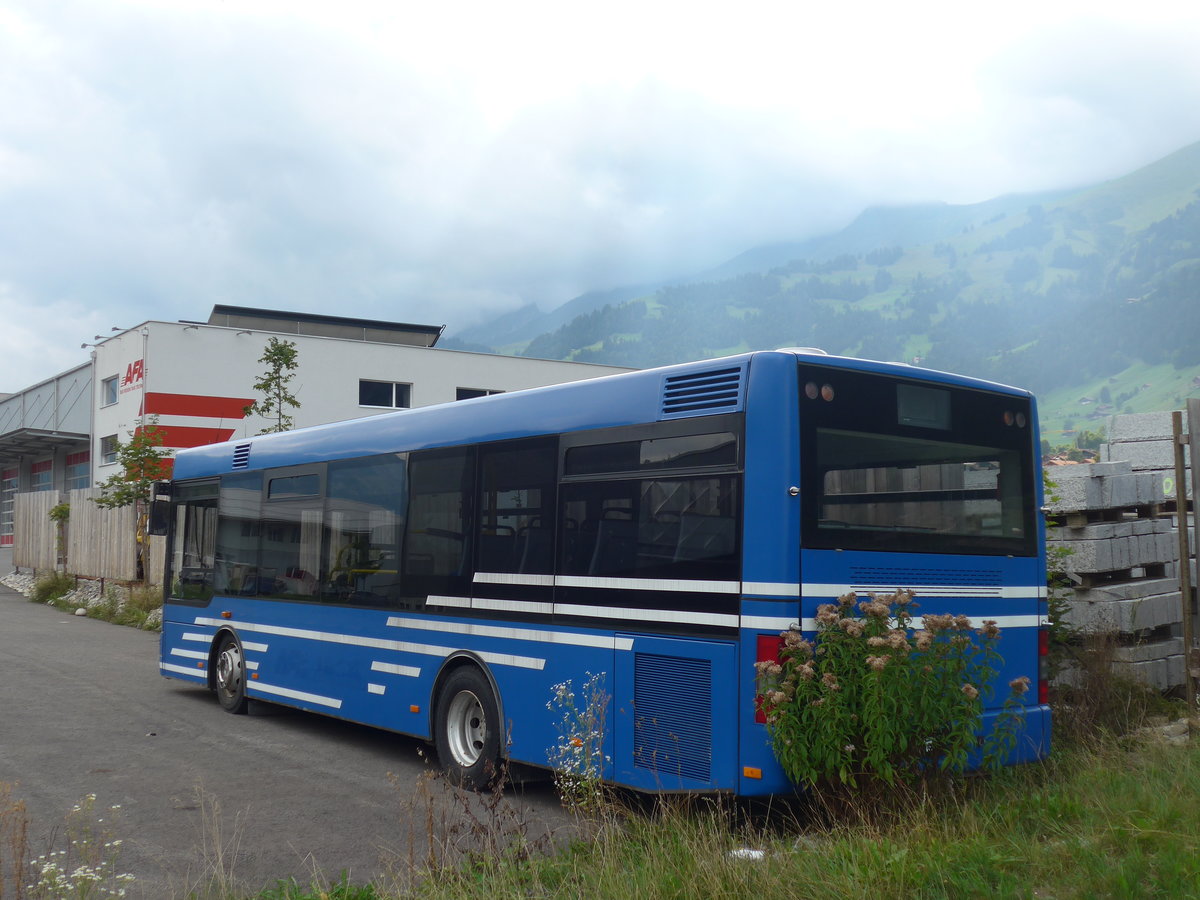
[660,365,746,420]
[847,566,1004,597]
[633,652,712,782]
[232,443,252,470]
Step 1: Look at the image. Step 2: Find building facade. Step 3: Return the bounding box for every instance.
[0,306,631,546]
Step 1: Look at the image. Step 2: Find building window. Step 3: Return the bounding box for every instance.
[456,388,504,401]
[359,380,411,409]
[65,451,91,491]
[30,459,53,492]
[100,435,119,466]
[1,468,17,544]
[101,375,119,406]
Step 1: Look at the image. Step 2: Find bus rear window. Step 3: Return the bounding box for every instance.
[815,429,1028,553]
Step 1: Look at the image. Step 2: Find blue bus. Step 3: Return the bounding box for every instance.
[157,349,1049,795]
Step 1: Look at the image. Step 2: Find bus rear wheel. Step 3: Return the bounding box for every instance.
[215,634,248,715]
[435,667,501,790]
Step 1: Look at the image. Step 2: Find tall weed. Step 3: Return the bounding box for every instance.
[29,573,75,607]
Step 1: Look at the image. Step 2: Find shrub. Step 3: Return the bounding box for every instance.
[757,590,1027,797]
[30,571,76,606]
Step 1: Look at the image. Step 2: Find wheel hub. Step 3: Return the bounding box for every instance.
[445,690,486,767]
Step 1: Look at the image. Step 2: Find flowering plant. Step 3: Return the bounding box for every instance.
[757,590,1028,791]
[546,672,611,812]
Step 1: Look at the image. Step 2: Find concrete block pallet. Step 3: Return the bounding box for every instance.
[1046,458,1184,691]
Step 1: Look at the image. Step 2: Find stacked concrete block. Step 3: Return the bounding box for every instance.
[1045,460,1165,520]
[1102,410,1191,500]
[1046,460,1184,691]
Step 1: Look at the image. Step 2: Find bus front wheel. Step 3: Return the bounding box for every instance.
[434,667,501,790]
[215,634,248,715]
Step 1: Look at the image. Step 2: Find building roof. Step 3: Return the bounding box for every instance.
[205,305,444,347]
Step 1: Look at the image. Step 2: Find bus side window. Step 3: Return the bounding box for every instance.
[477,438,556,576]
[213,472,264,596]
[326,454,407,608]
[559,476,739,582]
[169,482,218,602]
[404,447,475,602]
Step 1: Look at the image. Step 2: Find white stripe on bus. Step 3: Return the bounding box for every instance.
[474,572,555,587]
[741,615,801,631]
[249,682,343,709]
[370,661,421,678]
[160,662,205,678]
[192,617,546,671]
[390,613,635,651]
[182,632,211,643]
[801,583,1045,600]
[743,582,801,597]
[367,683,386,695]
[796,613,1044,631]
[556,575,740,594]
[170,648,208,661]
[553,603,739,629]
[242,641,269,652]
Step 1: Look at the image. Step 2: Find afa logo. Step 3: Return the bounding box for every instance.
[120,359,145,392]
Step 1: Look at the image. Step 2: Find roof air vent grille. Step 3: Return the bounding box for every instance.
[232,443,252,470]
[660,365,746,420]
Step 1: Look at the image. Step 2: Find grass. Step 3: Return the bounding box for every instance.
[381,738,1199,900]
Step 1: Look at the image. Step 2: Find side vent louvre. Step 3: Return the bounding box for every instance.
[232,443,252,470]
[847,566,1004,597]
[633,652,712,782]
[660,365,745,420]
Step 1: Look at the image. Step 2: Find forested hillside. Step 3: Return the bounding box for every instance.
[453,142,1200,439]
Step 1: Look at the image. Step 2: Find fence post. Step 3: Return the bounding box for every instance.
[1173,411,1194,710]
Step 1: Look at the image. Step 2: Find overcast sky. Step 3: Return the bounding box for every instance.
[2,0,1199,391]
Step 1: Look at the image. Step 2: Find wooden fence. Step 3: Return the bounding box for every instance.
[13,489,166,584]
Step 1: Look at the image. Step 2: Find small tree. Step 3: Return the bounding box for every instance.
[244,337,300,434]
[93,418,174,580]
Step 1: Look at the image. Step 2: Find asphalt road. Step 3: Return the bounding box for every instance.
[0,584,570,898]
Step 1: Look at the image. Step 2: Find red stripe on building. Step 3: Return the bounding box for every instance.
[139,424,237,448]
[66,451,90,466]
[144,392,253,419]
[31,459,53,473]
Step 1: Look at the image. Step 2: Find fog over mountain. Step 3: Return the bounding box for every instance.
[455,141,1200,439]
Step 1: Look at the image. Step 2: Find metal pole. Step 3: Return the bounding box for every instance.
[1172,411,1194,709]
[1188,399,1200,702]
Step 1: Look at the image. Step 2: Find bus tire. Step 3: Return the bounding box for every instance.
[434,667,501,790]
[214,634,248,715]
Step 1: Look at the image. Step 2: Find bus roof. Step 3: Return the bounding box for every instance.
[171,350,1034,479]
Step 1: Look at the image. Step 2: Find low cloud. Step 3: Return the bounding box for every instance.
[0,2,1198,391]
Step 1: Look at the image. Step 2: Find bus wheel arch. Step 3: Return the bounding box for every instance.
[431,654,505,789]
[210,630,249,715]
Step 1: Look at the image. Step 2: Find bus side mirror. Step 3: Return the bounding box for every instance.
[147,482,172,536]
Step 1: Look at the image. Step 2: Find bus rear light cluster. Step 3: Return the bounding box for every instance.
[754,634,785,724]
[803,381,835,402]
[1002,410,1028,428]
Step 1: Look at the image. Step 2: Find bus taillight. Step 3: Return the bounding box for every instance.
[1038,626,1049,705]
[754,634,784,724]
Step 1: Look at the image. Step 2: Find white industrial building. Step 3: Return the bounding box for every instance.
[0,305,631,546]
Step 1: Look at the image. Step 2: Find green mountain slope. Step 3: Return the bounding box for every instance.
[475,142,1200,440]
